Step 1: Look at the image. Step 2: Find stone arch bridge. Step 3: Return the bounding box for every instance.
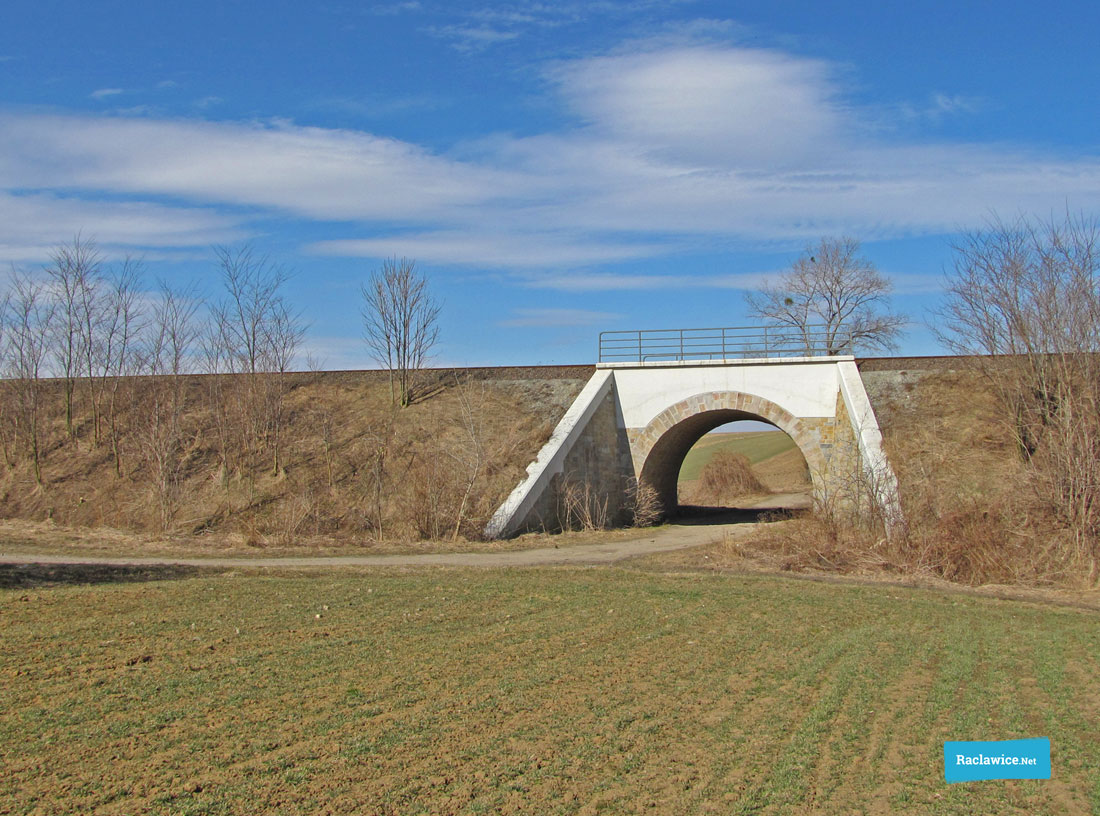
[486,335,901,538]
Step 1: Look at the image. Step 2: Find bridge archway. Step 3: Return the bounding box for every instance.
[632,392,827,514]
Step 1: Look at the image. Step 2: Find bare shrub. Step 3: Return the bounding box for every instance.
[558,476,609,532]
[405,451,454,541]
[628,478,662,527]
[695,451,767,505]
[45,236,100,438]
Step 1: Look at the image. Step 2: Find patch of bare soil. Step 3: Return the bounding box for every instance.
[0,516,650,560]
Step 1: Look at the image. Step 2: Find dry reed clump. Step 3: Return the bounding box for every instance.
[556,477,610,532]
[694,451,767,505]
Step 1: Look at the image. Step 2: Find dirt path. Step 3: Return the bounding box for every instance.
[0,494,809,570]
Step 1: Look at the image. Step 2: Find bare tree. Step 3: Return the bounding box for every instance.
[135,281,204,529]
[94,258,145,460]
[2,273,56,484]
[210,245,293,376]
[747,237,905,354]
[935,212,1100,554]
[210,244,304,478]
[361,257,440,407]
[46,236,102,437]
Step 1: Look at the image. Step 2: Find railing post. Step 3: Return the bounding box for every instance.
[637,331,642,363]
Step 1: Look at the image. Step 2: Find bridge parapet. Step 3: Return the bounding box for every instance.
[598,324,853,364]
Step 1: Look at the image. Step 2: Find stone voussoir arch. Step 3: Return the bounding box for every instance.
[630,390,828,512]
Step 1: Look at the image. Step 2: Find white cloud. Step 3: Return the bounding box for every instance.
[549,45,846,166]
[0,191,245,265]
[0,114,523,222]
[898,92,982,123]
[2,41,1100,285]
[370,1,421,15]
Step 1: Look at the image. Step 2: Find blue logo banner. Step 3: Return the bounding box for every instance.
[944,738,1051,783]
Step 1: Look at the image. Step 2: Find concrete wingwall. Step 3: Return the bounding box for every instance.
[485,357,902,538]
[484,371,633,538]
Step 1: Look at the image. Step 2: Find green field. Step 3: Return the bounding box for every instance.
[2,566,1097,814]
[678,430,797,482]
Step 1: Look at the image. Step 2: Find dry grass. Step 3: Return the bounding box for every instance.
[702,370,1098,588]
[0,371,585,550]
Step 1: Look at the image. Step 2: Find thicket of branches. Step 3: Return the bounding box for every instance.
[0,238,555,543]
[935,212,1100,568]
[0,238,305,530]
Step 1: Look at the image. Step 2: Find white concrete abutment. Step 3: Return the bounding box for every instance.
[485,356,902,538]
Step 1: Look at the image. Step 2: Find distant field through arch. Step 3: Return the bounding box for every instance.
[676,420,812,513]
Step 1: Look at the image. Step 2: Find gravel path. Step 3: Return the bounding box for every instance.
[0,494,808,570]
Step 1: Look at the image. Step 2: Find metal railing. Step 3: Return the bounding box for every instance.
[598,324,853,363]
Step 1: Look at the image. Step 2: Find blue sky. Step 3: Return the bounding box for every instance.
[2,0,1099,367]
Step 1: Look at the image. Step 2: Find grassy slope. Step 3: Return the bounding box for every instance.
[0,372,587,547]
[2,568,1096,815]
[678,431,797,482]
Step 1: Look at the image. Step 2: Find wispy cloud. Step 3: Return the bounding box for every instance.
[425,24,520,52]
[2,39,1100,283]
[369,1,421,15]
[310,231,665,267]
[899,92,982,123]
[90,88,125,100]
[424,0,692,51]
[0,191,245,264]
[309,93,444,119]
[547,44,846,166]
[521,271,773,291]
[499,307,623,327]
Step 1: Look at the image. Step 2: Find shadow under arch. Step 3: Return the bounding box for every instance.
[633,391,827,516]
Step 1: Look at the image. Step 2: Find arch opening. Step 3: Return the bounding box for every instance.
[634,393,824,523]
[676,419,811,520]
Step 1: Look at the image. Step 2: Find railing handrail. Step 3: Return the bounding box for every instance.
[598,323,853,363]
